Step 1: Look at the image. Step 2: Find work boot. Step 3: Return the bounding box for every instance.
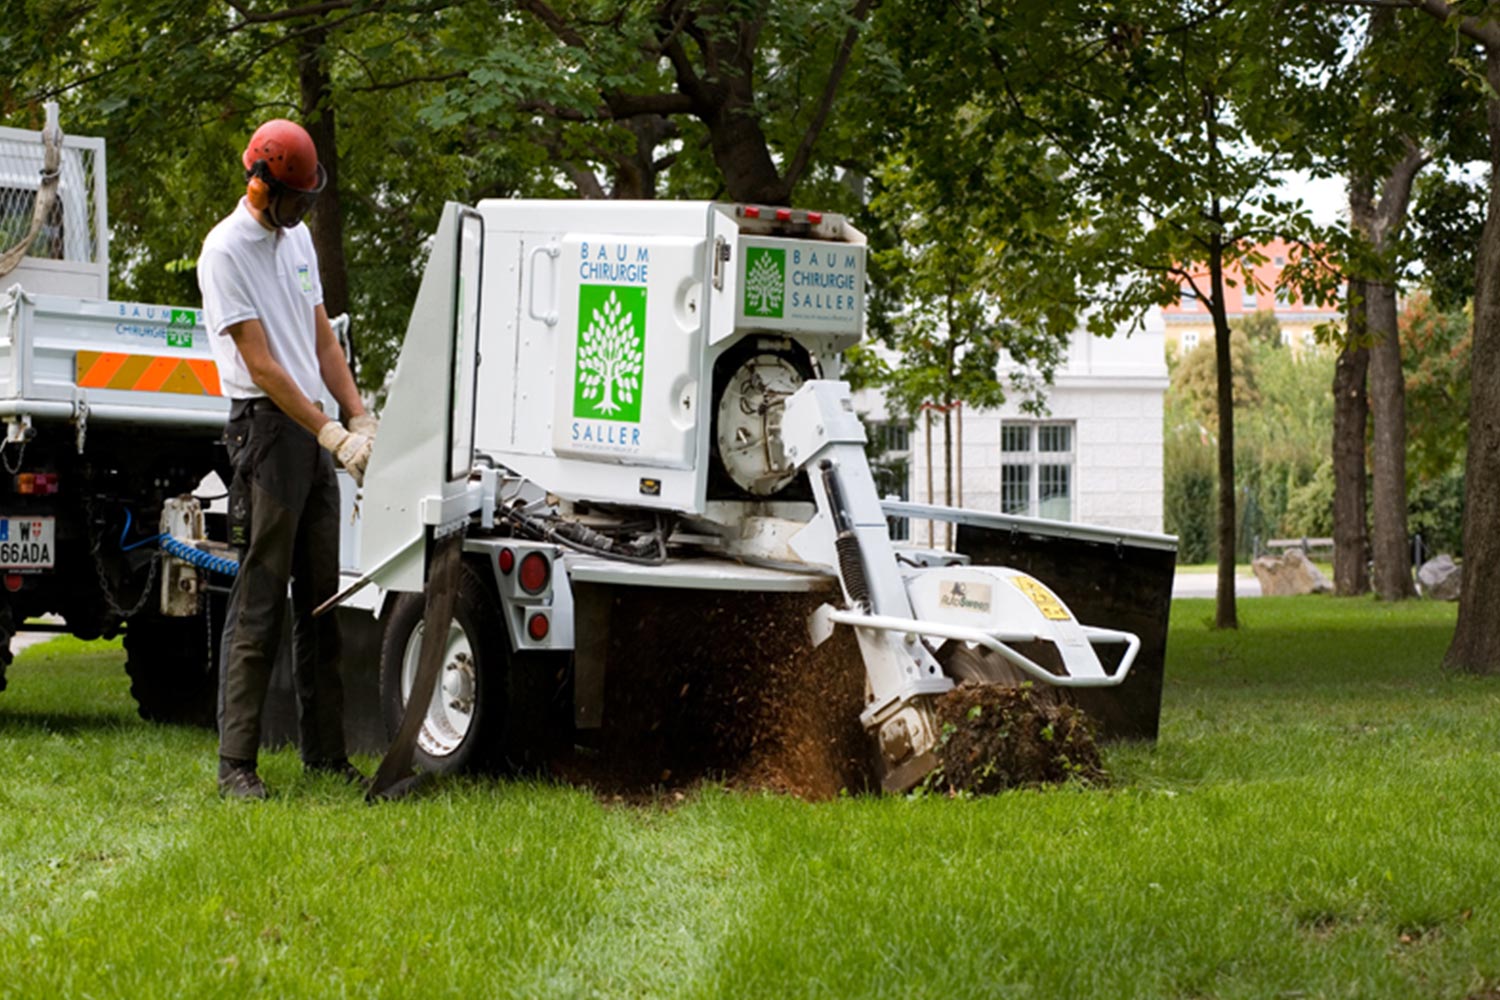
[305,759,370,789]
[218,760,268,800]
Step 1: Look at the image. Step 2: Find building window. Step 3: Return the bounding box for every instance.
[999,420,1075,520]
[1275,287,1291,309]
[1180,283,1200,309]
[1181,330,1200,352]
[1273,254,1285,266]
[1242,287,1257,309]
[865,420,912,540]
[1001,464,1031,515]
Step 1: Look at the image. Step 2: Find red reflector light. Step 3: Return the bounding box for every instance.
[775,208,792,222]
[807,211,823,224]
[16,474,34,495]
[4,574,21,592]
[527,612,550,641]
[518,552,550,594]
[36,473,57,495]
[497,547,515,574]
[743,205,761,218]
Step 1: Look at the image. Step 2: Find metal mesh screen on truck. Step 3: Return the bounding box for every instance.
[0,133,99,264]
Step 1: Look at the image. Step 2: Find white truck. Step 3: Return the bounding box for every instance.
[0,111,242,717]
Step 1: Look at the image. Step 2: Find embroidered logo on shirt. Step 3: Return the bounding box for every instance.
[297,264,312,293]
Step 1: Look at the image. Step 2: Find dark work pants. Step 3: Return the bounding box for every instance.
[217,399,346,764]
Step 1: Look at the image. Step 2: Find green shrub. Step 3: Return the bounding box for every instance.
[1409,468,1465,559]
[1283,458,1335,539]
[1163,428,1216,564]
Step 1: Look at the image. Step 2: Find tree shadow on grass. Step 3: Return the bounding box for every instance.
[0,708,155,737]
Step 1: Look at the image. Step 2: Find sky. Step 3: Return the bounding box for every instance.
[1286,173,1347,226]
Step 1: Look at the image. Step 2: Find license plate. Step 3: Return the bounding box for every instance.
[0,516,55,570]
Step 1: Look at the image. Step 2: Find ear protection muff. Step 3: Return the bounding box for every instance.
[245,160,272,211]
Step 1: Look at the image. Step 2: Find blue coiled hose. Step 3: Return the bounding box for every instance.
[158,534,240,577]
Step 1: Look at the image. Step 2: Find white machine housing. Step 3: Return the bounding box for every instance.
[472,201,865,516]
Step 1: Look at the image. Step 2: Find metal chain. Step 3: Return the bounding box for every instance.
[83,494,160,620]
[0,438,26,476]
[202,589,215,679]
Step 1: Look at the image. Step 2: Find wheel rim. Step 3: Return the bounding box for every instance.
[400,618,477,758]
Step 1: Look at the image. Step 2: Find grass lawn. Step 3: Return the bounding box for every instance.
[2,597,1495,999]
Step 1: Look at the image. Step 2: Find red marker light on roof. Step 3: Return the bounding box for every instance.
[807,211,823,224]
[743,205,761,219]
[775,208,792,222]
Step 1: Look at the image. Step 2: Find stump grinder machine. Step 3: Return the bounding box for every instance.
[330,201,1170,796]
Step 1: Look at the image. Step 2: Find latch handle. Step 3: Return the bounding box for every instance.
[527,244,560,326]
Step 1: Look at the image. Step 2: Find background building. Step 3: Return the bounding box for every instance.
[1161,237,1342,356]
[861,308,1170,542]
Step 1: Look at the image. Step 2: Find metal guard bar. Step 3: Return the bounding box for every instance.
[824,608,1141,689]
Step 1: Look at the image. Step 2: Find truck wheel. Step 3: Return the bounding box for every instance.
[0,602,13,693]
[123,605,221,728]
[379,565,509,775]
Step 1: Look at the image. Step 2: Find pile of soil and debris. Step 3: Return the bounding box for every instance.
[928,681,1105,795]
[546,587,1106,802]
[549,586,877,801]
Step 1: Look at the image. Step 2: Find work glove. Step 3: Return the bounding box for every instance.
[317,420,374,486]
[348,411,379,438]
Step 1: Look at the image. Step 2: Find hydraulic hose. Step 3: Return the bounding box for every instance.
[159,534,240,577]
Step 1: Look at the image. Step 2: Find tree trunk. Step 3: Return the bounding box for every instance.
[1332,278,1370,596]
[704,102,788,204]
[1208,231,1238,629]
[1349,142,1426,601]
[1366,278,1416,599]
[924,407,935,547]
[1445,48,1500,673]
[955,400,964,510]
[942,402,953,549]
[298,26,352,365]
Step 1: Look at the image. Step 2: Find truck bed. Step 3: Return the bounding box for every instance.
[1,285,227,431]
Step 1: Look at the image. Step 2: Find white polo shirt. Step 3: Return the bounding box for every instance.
[197,198,325,401]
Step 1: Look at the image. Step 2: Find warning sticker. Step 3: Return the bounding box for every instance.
[1011,576,1071,621]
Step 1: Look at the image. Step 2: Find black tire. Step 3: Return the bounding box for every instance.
[380,563,554,775]
[0,601,13,694]
[123,602,222,728]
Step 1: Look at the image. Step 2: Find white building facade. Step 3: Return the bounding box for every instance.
[869,309,1168,541]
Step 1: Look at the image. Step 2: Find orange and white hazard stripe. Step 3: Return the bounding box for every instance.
[75,351,222,396]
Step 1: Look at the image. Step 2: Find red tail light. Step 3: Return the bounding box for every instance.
[526,612,550,641]
[518,552,550,594]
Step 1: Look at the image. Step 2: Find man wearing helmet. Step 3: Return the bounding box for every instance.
[197,118,372,799]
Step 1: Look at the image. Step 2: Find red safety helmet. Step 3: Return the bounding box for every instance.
[242,119,326,227]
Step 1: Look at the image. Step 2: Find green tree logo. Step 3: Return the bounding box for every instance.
[744,246,785,318]
[574,285,647,423]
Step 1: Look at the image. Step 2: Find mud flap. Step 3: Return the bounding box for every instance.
[367,529,466,801]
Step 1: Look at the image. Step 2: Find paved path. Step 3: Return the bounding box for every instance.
[1172,571,1261,600]
[12,630,59,655]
